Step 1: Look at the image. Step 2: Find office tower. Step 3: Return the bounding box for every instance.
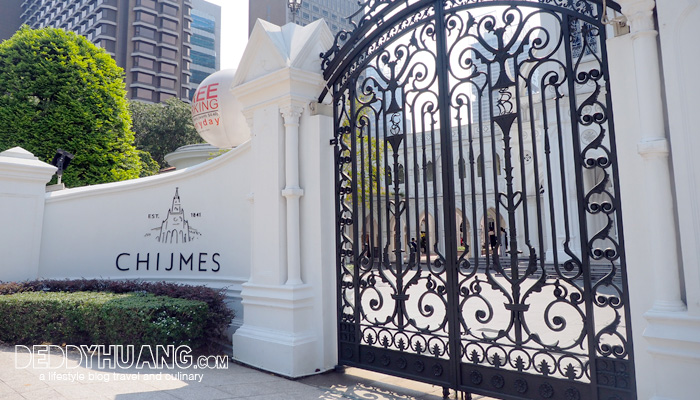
[16,0,203,102]
[189,0,220,97]
[248,0,359,36]
[0,0,22,40]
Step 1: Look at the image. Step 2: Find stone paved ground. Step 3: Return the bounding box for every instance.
[0,345,494,400]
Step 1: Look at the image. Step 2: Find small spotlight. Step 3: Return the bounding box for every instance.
[51,149,74,185]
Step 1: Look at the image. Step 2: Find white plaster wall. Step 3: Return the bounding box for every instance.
[656,0,700,317]
[297,111,338,372]
[607,30,656,400]
[611,2,700,398]
[37,143,253,329]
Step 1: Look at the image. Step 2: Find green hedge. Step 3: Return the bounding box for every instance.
[0,279,234,344]
[0,291,208,347]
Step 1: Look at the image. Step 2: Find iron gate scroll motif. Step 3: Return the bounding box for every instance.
[323,1,635,399]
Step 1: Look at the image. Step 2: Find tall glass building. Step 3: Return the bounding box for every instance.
[10,0,219,103]
[189,0,220,97]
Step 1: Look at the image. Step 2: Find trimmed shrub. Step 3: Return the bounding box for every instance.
[0,279,233,344]
[0,291,207,347]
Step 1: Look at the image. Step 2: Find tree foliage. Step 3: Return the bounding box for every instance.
[130,98,203,168]
[0,27,145,187]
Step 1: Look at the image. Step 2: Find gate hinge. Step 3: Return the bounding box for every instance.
[329,138,338,146]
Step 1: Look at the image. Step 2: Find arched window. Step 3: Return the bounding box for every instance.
[458,157,466,179]
[476,155,501,177]
[426,161,434,182]
[398,164,405,184]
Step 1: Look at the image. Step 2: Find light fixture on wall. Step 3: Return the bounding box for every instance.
[288,0,303,24]
[50,148,74,186]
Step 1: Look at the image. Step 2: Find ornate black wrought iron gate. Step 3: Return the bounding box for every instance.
[322,1,635,399]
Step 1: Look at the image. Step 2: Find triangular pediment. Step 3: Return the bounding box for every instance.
[233,19,335,87]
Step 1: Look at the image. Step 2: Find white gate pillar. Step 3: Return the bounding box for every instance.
[0,147,56,282]
[621,0,685,312]
[614,0,700,398]
[230,20,336,378]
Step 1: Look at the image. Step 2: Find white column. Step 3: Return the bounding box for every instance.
[281,105,305,286]
[623,0,685,312]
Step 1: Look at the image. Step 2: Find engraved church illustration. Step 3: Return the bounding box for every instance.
[152,188,201,244]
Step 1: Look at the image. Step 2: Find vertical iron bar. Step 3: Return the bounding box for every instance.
[433,0,461,391]
[333,89,344,364]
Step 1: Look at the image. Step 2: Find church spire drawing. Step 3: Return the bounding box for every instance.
[153,188,201,244]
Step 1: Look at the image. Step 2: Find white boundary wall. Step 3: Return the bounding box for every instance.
[38,143,253,330]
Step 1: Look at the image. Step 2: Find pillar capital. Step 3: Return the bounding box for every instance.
[620,0,657,34]
[280,104,305,127]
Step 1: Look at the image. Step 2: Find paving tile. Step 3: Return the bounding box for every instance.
[166,386,234,400]
[0,393,24,400]
[215,382,283,397]
[108,391,181,400]
[16,387,67,400]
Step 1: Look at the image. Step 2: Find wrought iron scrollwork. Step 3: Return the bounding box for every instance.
[330,1,634,399]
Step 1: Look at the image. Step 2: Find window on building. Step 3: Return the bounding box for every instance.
[190,70,209,85]
[160,47,177,59]
[134,41,155,54]
[161,3,178,16]
[191,15,215,33]
[133,87,153,101]
[161,32,177,45]
[133,56,155,70]
[161,18,177,31]
[190,34,214,50]
[136,0,156,9]
[135,11,156,24]
[133,72,153,84]
[426,161,434,182]
[95,24,116,36]
[190,50,215,69]
[96,8,117,22]
[134,26,156,39]
[159,62,176,74]
[99,39,116,52]
[160,77,176,89]
[159,92,175,102]
[458,157,466,179]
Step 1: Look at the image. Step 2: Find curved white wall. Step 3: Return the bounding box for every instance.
[37,142,252,328]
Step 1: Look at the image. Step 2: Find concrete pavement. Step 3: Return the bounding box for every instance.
[0,345,493,400]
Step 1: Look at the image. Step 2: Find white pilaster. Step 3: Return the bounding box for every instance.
[622,0,685,312]
[281,104,305,286]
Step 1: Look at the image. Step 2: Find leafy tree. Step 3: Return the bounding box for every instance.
[0,26,146,187]
[130,98,203,168]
